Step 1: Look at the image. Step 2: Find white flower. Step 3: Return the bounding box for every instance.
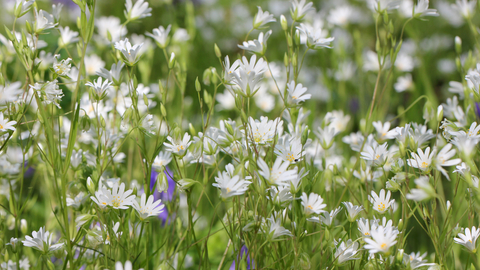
[132,193,165,220]
[296,23,334,50]
[0,112,17,132]
[114,38,144,66]
[84,54,105,76]
[96,16,127,43]
[263,216,293,240]
[238,30,272,56]
[369,189,395,214]
[407,147,434,172]
[0,82,23,105]
[97,61,125,84]
[90,182,136,210]
[372,121,393,141]
[291,0,315,21]
[364,225,398,254]
[357,218,372,237]
[325,110,351,133]
[58,26,79,47]
[434,143,461,179]
[403,251,436,269]
[320,207,341,226]
[342,202,364,222]
[164,132,192,156]
[301,192,327,216]
[30,80,63,108]
[275,136,304,163]
[34,9,57,33]
[146,25,172,49]
[22,227,64,254]
[257,157,297,186]
[85,77,113,97]
[334,239,360,264]
[394,74,413,92]
[213,163,251,199]
[406,176,435,201]
[13,0,35,17]
[115,260,144,270]
[252,7,276,29]
[247,116,282,145]
[53,55,72,76]
[454,226,480,253]
[287,81,311,104]
[152,151,172,172]
[315,126,336,150]
[361,142,389,166]
[66,192,86,209]
[124,0,152,21]
[412,0,439,17]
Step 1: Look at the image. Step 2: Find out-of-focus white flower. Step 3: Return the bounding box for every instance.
[361,142,389,166]
[53,55,72,76]
[115,260,144,270]
[238,30,272,56]
[85,54,105,76]
[114,38,144,66]
[0,82,22,106]
[59,26,79,47]
[34,9,57,33]
[97,61,125,84]
[152,151,172,172]
[96,16,127,43]
[296,23,334,50]
[30,80,63,108]
[22,227,64,254]
[291,0,315,21]
[466,64,480,94]
[406,176,435,201]
[124,0,152,21]
[253,7,276,29]
[147,25,172,49]
[394,74,413,93]
[320,207,341,226]
[13,0,35,18]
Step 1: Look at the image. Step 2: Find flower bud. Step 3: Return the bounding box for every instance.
[195,77,201,92]
[455,36,462,54]
[284,53,289,67]
[87,177,96,195]
[437,105,444,122]
[168,52,176,69]
[157,172,169,193]
[294,29,301,46]
[188,123,196,136]
[214,43,222,58]
[398,219,404,231]
[178,178,196,190]
[20,219,27,235]
[396,249,404,264]
[281,15,288,31]
[160,103,167,117]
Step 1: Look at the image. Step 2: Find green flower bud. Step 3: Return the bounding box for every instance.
[281,15,288,31]
[214,43,222,58]
[20,219,27,235]
[87,177,96,195]
[168,52,176,69]
[455,36,462,54]
[157,172,169,193]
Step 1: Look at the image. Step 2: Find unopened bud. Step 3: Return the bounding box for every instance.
[178,178,196,190]
[214,43,222,58]
[168,52,176,69]
[455,36,462,54]
[398,219,404,231]
[188,123,196,136]
[87,177,96,195]
[437,105,443,122]
[280,15,288,31]
[143,93,149,107]
[294,29,301,46]
[160,103,167,117]
[20,219,27,235]
[287,33,293,47]
[195,77,201,92]
[157,172,169,193]
[284,53,289,67]
[395,249,404,264]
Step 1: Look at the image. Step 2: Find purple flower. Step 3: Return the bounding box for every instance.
[230,245,254,270]
[475,102,480,120]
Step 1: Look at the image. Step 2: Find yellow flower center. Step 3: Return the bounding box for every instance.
[377,202,386,212]
[421,162,429,168]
